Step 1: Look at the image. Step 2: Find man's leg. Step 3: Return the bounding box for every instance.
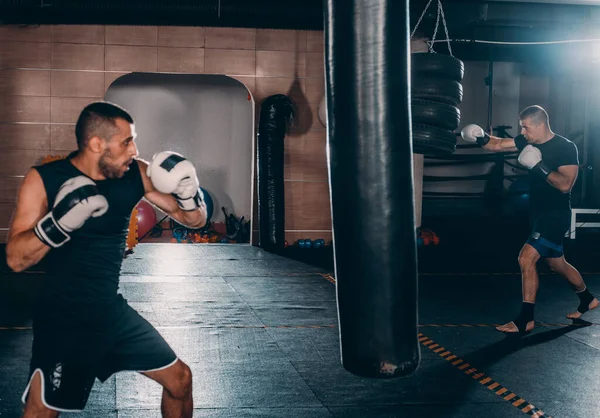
[96,304,190,418]
[142,359,193,418]
[519,244,542,303]
[545,256,599,319]
[496,243,540,333]
[22,371,60,418]
[22,328,98,417]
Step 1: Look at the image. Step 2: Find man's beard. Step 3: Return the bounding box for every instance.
[99,149,124,179]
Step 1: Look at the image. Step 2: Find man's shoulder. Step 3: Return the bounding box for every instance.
[33,156,70,173]
[552,134,576,148]
[34,151,78,170]
[547,135,579,166]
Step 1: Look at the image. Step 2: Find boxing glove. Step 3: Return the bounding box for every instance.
[147,151,204,211]
[34,176,109,248]
[518,145,551,178]
[461,124,490,147]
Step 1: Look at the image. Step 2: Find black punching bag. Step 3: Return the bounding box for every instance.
[256,94,294,253]
[325,0,420,377]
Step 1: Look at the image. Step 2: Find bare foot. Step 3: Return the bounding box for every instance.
[495,320,535,334]
[567,297,600,319]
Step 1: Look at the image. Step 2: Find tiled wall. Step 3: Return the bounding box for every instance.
[0,25,332,245]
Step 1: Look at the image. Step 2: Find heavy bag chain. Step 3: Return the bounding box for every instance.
[410,0,453,56]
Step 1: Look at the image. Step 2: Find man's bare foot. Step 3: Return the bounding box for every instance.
[567,297,600,319]
[495,320,535,334]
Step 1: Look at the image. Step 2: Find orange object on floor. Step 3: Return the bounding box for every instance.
[418,228,440,246]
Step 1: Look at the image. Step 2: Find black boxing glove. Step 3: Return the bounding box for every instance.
[35,176,109,248]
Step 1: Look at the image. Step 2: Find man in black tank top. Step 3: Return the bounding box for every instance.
[461,105,598,334]
[6,102,207,417]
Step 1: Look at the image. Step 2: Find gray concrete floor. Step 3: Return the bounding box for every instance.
[1,243,599,417]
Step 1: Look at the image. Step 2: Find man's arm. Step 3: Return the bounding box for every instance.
[517,145,579,193]
[545,165,578,194]
[6,169,52,272]
[482,135,518,153]
[136,159,207,229]
[460,124,518,152]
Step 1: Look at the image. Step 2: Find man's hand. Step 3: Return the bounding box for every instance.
[461,124,490,147]
[147,151,204,211]
[35,176,109,248]
[518,145,551,178]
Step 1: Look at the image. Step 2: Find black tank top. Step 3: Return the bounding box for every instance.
[33,153,144,325]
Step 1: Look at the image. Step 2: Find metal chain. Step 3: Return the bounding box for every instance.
[410,0,435,40]
[429,1,442,52]
[412,0,454,56]
[438,0,454,56]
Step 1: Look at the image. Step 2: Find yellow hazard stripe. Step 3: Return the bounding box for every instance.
[419,332,552,417]
[320,273,553,418]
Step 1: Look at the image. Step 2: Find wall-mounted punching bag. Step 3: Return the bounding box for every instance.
[256,94,294,253]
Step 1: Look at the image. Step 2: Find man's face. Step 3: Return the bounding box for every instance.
[519,117,543,143]
[98,118,138,179]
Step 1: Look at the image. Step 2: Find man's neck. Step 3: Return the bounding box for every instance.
[70,152,106,180]
[535,130,555,145]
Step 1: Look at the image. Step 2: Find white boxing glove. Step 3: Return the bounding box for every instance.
[35,176,109,248]
[518,145,550,178]
[147,151,204,211]
[460,124,490,146]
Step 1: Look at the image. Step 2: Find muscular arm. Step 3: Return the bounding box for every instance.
[482,135,518,153]
[6,169,52,272]
[546,165,578,194]
[136,159,207,229]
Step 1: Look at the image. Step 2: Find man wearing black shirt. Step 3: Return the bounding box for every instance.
[461,105,598,333]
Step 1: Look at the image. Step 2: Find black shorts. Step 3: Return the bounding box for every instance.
[526,209,571,258]
[21,301,177,412]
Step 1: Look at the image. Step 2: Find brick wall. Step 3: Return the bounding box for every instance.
[0,25,332,245]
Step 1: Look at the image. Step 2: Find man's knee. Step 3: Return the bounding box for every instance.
[518,245,540,270]
[164,361,192,400]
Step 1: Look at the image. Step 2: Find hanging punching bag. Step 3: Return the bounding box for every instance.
[325,0,420,377]
[256,94,294,253]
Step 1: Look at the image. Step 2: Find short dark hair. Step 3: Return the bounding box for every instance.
[75,101,134,149]
[519,105,549,127]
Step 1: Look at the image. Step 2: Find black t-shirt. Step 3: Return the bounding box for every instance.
[33,153,145,327]
[514,134,579,214]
